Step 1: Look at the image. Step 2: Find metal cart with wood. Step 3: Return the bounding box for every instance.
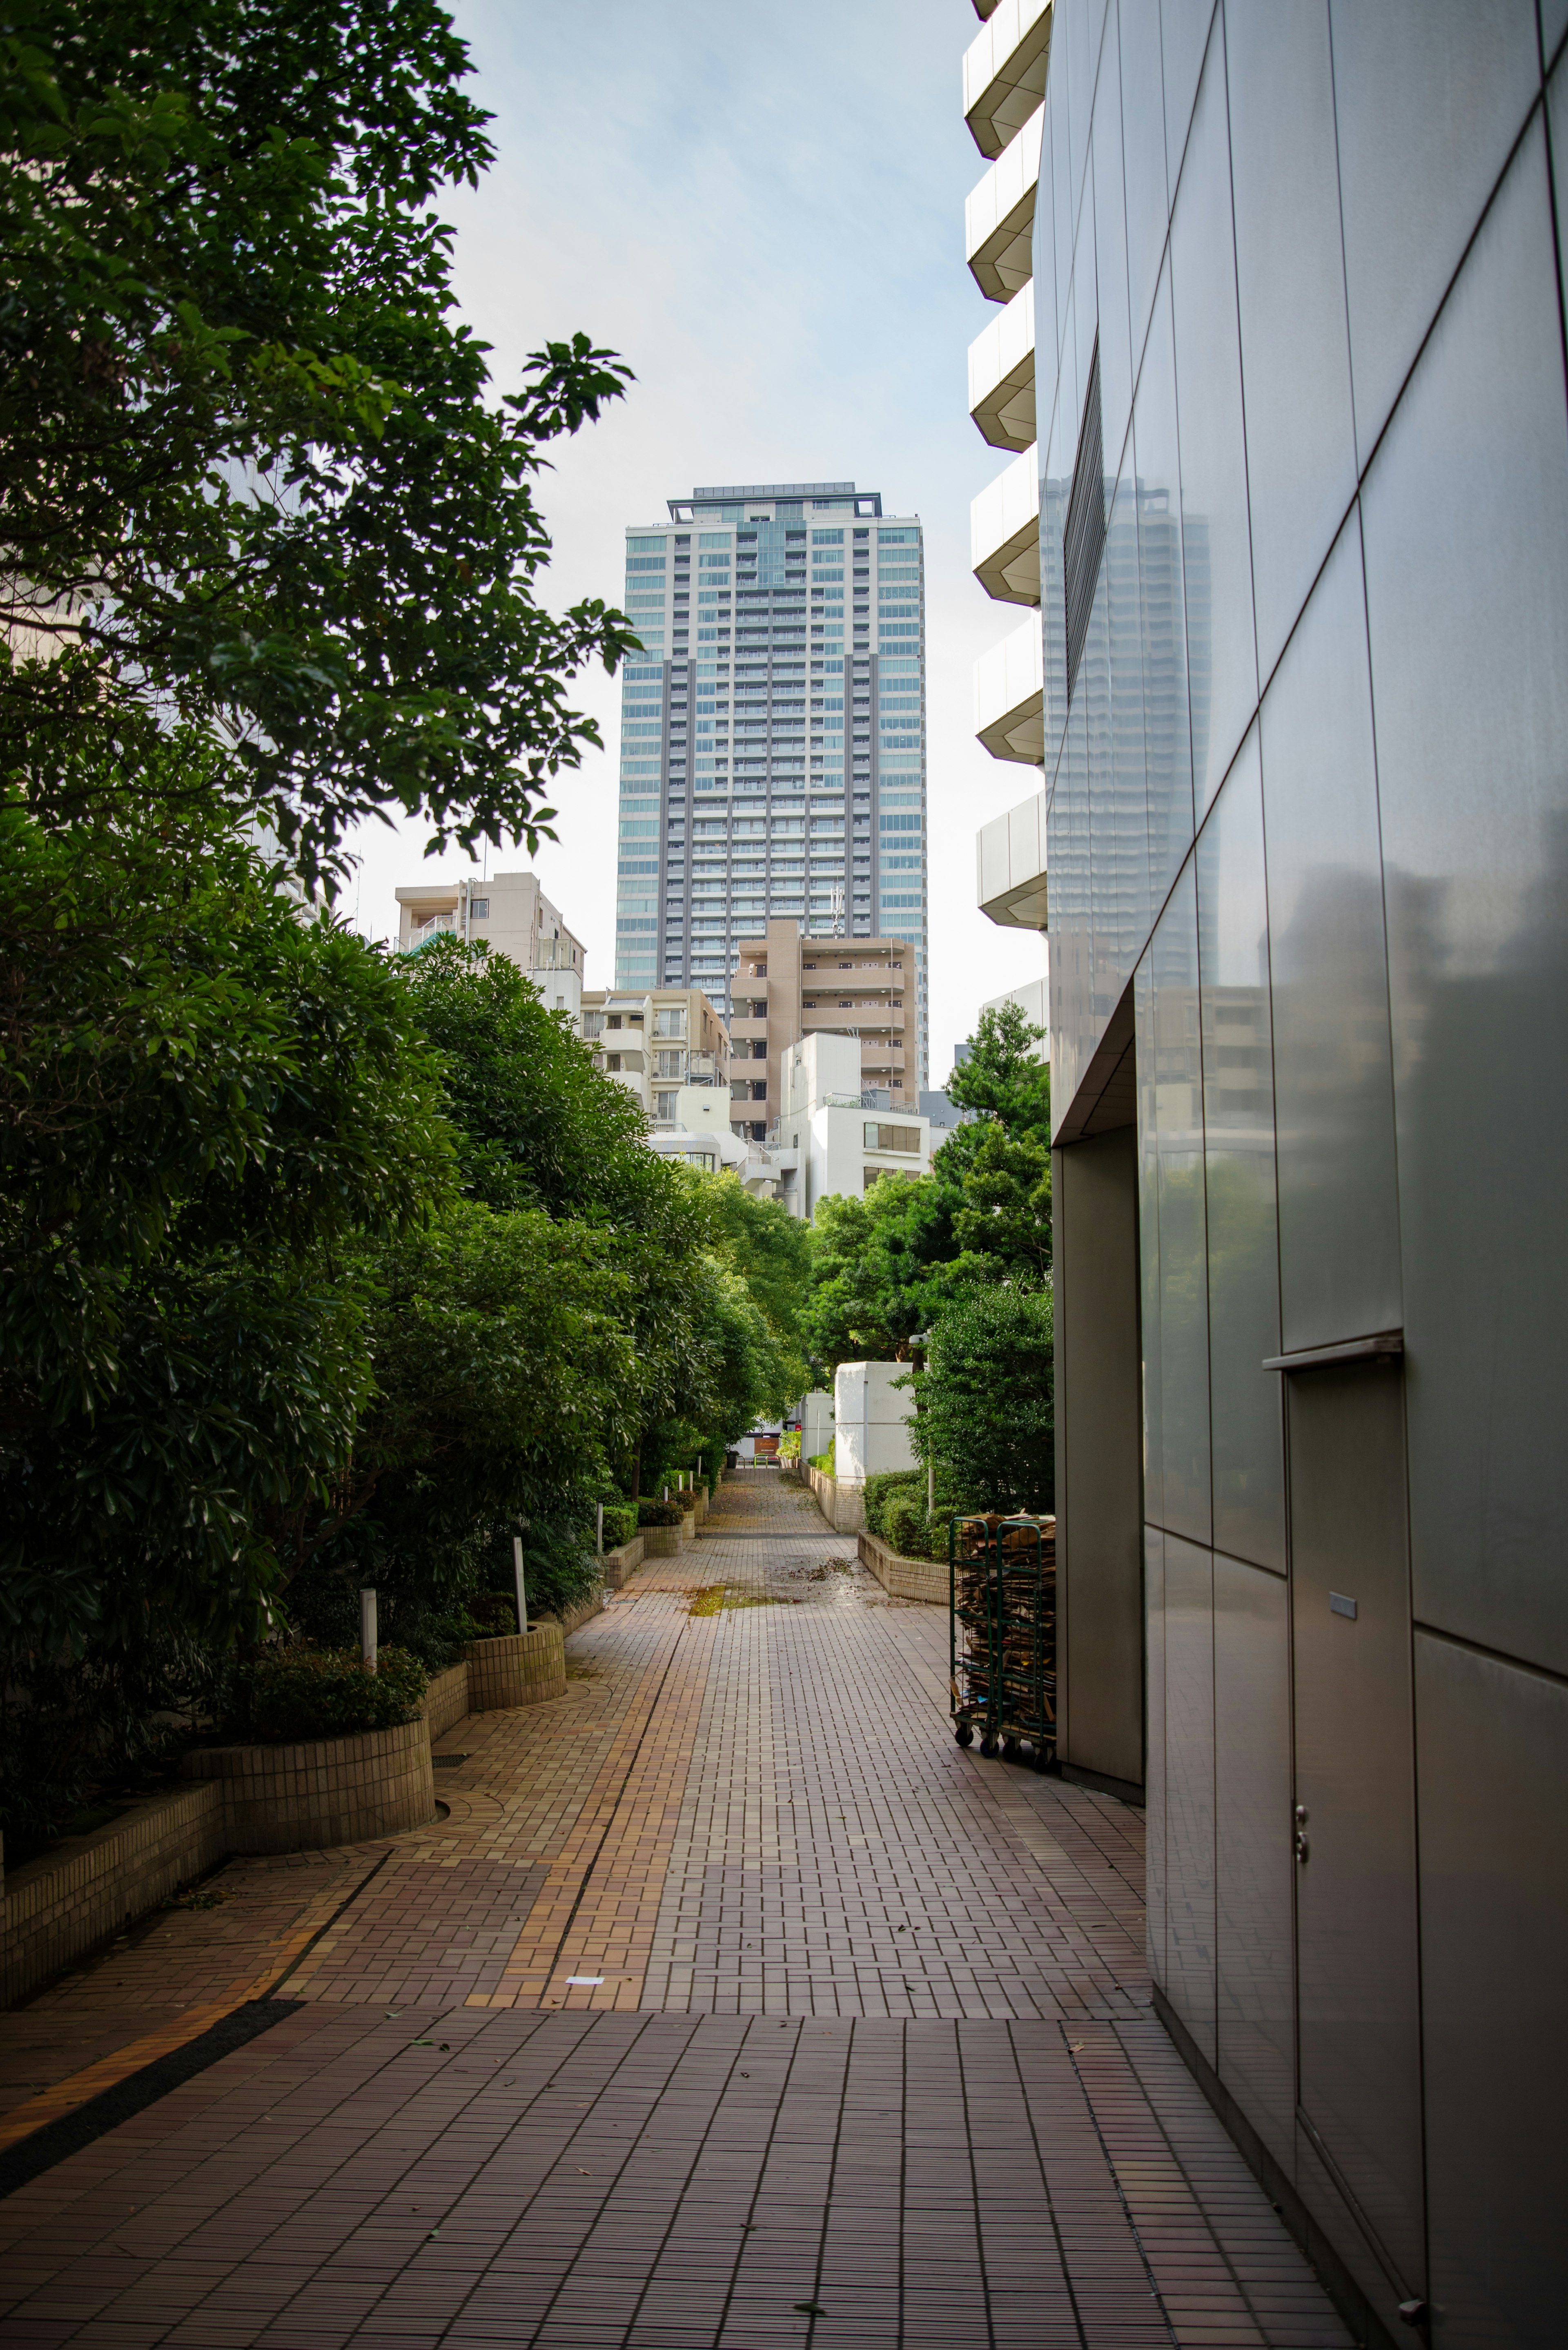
[948,1513,1056,1768]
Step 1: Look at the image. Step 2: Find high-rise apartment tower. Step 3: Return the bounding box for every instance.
[614,479,928,1086]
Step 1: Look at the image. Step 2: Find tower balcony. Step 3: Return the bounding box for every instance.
[968,279,1035,451]
[976,788,1048,930]
[973,611,1044,764]
[971,444,1040,606]
[965,102,1042,301]
[962,0,1053,160]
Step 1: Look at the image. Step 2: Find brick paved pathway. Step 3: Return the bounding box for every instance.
[0,1470,1350,2347]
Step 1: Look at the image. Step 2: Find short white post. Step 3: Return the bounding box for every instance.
[512,1535,529,1636]
[596,1503,604,1556]
[359,1588,378,1673]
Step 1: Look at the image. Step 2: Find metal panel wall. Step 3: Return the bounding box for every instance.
[1162,1532,1216,2066]
[1213,1553,1294,2172]
[1361,120,1568,1679]
[1415,1633,1568,2350]
[1259,519,1401,1357]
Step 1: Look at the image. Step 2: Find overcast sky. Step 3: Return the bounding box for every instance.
[344,0,1047,1083]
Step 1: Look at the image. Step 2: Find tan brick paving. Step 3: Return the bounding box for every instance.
[0,1469,1351,2347]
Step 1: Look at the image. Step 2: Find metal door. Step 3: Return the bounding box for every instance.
[1288,1360,1425,2296]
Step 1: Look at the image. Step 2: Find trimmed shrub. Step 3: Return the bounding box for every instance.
[883,1489,932,1559]
[637,1498,683,1528]
[242,1645,428,1742]
[601,1502,637,1550]
[807,1443,835,1475]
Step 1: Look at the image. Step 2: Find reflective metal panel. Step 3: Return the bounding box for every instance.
[1151,864,1210,1543]
[1226,0,1356,684]
[1083,544,1117,1043]
[1134,265,1195,914]
[1361,125,1568,1675]
[1033,97,1058,385]
[1329,0,1541,466]
[1145,1521,1167,1992]
[1196,734,1284,1570]
[1135,952,1164,1528]
[1161,0,1215,198]
[1120,0,1169,375]
[1290,1362,1424,2297]
[1214,1553,1293,2171]
[1091,20,1134,484]
[1107,458,1151,979]
[1163,1531,1215,2064]
[1260,518,1401,1356]
[1416,1632,1568,2350]
[1051,34,1076,376]
[1066,0,1110,243]
[1169,9,1256,821]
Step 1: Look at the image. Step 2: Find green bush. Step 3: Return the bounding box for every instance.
[807,1443,834,1475]
[637,1498,684,1528]
[466,1592,519,1639]
[242,1645,428,1742]
[863,1469,921,1541]
[600,1503,638,1550]
[883,1489,932,1558]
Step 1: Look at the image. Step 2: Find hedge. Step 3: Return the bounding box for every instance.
[241,1644,428,1741]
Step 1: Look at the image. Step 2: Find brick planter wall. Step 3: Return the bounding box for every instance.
[424,1661,470,1741]
[466,1624,566,1710]
[0,1784,227,2009]
[639,1524,685,1557]
[806,1460,866,1533]
[181,1717,435,1854]
[858,1528,948,1608]
[601,1535,645,1589]
[554,1591,605,1639]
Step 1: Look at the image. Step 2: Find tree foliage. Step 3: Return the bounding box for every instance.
[906,1285,1055,1517]
[0,0,636,884]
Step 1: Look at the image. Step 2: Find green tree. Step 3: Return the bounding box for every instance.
[703,1171,814,1394]
[945,999,1051,1139]
[949,1124,1053,1282]
[0,0,636,885]
[0,768,452,1665]
[802,1176,958,1376]
[907,1285,1055,1515]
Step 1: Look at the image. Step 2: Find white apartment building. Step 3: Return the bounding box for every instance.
[394,869,585,1018]
[965,0,1051,1037]
[771,1032,932,1223]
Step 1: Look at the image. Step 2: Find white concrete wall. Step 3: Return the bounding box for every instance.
[801,1391,834,1457]
[834,1362,918,1484]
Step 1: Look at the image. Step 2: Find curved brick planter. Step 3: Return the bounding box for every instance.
[639,1524,685,1557]
[181,1717,434,1854]
[465,1623,566,1710]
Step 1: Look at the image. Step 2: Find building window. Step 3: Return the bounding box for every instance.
[582,1012,605,1038]
[606,1053,622,1071]
[653,1007,686,1037]
[864,1122,921,1155]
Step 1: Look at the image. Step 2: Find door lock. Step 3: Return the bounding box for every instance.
[1294,1803,1309,1864]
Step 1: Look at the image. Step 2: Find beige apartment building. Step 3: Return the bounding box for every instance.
[394,870,584,1017]
[726,917,915,1139]
[580,986,731,1125]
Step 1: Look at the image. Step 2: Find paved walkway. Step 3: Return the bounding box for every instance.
[0,1472,1349,2347]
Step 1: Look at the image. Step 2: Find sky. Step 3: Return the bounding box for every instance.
[344,0,1048,1084]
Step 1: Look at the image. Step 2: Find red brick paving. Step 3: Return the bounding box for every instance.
[0,1470,1350,2347]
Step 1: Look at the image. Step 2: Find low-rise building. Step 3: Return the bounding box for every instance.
[646,1085,789,1202]
[394,870,585,1018]
[771,1032,931,1222]
[580,985,731,1124]
[728,916,917,1141]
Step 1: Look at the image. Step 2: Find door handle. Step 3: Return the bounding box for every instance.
[1294,1802,1309,1864]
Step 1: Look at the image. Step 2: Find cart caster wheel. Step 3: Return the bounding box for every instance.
[955,1723,973,1748]
[1033,1749,1054,1774]
[980,1735,1000,1758]
[1001,1737,1020,1763]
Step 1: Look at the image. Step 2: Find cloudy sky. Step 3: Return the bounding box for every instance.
[345,0,1047,1083]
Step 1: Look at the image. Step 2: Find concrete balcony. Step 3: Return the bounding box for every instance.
[968,279,1035,451]
[966,102,1042,301]
[963,0,1053,160]
[976,788,1048,930]
[971,444,1040,606]
[974,611,1045,764]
